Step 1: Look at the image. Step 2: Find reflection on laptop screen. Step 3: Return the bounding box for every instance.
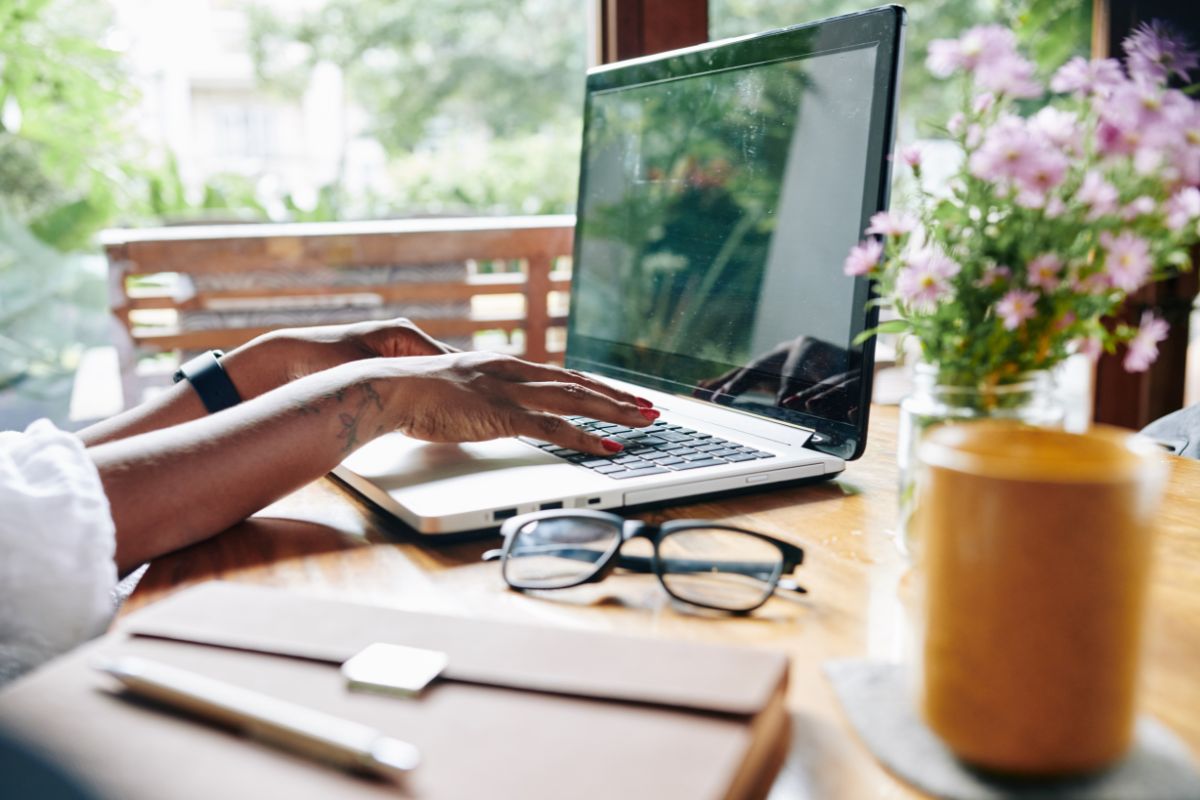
[567,14,897,453]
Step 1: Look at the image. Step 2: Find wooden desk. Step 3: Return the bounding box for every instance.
[123,406,1200,799]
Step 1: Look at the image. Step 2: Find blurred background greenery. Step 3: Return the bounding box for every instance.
[0,0,1090,426]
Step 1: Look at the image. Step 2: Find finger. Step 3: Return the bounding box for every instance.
[485,357,651,409]
[511,411,624,457]
[512,382,654,428]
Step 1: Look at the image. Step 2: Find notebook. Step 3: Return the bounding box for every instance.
[0,583,791,800]
[334,6,906,533]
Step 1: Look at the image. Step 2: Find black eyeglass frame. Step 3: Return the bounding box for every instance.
[491,509,807,613]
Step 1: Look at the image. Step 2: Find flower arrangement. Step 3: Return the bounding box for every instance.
[846,21,1200,390]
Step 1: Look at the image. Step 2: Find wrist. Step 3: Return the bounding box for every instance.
[220,332,294,400]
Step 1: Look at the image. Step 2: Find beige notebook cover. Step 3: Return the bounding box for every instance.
[0,583,790,800]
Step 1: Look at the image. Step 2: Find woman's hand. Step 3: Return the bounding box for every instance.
[376,352,657,456]
[224,317,457,400]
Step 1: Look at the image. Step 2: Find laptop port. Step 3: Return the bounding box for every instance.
[539,501,563,510]
[587,497,602,505]
[493,508,519,521]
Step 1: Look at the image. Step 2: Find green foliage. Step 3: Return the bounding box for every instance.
[388,128,581,215]
[0,0,131,251]
[249,0,585,152]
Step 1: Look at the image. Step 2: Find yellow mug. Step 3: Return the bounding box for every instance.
[911,421,1168,776]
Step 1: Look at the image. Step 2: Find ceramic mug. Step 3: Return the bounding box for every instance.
[910,421,1168,776]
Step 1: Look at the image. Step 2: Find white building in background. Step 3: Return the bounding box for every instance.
[107,0,385,216]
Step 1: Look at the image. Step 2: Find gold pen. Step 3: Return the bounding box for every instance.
[95,656,420,780]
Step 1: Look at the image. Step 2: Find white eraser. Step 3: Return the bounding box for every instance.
[341,643,448,696]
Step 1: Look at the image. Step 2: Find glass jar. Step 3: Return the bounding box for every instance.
[896,364,1065,552]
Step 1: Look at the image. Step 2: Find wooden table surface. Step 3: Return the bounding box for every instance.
[123,405,1200,799]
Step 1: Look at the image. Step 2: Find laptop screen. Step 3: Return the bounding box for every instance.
[566,7,903,460]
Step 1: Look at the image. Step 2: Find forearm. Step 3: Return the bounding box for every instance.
[90,360,387,574]
[77,336,290,447]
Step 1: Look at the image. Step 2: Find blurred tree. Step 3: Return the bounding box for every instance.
[248,0,588,216]
[0,0,132,251]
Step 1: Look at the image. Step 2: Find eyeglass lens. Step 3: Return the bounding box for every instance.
[657,528,784,611]
[503,517,621,589]
[503,515,786,611]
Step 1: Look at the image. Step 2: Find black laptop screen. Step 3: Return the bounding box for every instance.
[566,8,902,460]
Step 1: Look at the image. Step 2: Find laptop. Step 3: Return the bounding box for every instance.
[334,6,905,534]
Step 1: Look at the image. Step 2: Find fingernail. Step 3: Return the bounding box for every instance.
[634,397,653,408]
[601,438,624,453]
[639,408,660,421]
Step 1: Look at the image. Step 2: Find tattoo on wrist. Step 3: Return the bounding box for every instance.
[295,381,386,454]
[336,382,384,454]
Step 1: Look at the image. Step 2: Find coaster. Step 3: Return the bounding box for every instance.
[823,659,1200,800]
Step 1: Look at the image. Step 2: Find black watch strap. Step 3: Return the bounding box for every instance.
[172,350,242,413]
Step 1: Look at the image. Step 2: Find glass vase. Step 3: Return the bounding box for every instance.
[896,364,1065,553]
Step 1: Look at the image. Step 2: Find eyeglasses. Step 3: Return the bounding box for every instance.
[482,510,807,613]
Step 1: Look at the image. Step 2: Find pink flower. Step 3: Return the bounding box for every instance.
[1018,147,1069,195]
[927,26,1019,78]
[1076,170,1120,219]
[1123,21,1199,85]
[972,92,996,115]
[896,247,961,310]
[1053,311,1077,332]
[1030,107,1082,154]
[976,264,1011,288]
[1101,231,1153,292]
[1050,57,1124,95]
[976,54,1042,99]
[1165,186,1200,230]
[1123,312,1170,372]
[865,210,917,237]
[1044,196,1067,218]
[1074,336,1104,361]
[1026,254,1063,291]
[1120,195,1157,220]
[900,145,922,169]
[843,239,884,276]
[968,116,1037,183]
[947,112,966,136]
[995,289,1039,330]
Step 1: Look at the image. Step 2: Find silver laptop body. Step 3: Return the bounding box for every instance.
[335,7,904,534]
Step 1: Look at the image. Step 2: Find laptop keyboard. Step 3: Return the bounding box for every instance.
[518,416,775,480]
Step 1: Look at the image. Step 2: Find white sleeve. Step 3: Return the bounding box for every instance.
[0,419,117,684]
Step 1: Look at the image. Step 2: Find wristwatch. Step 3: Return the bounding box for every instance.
[172,349,242,413]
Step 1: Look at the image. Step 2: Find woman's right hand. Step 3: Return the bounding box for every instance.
[374,352,658,456]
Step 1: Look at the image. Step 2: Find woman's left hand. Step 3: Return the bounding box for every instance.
[224,317,459,399]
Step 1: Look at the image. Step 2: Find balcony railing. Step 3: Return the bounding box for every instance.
[102,217,576,399]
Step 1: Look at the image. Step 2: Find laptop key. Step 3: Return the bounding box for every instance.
[670,458,728,471]
[723,453,759,462]
[581,458,615,468]
[594,463,628,474]
[682,451,719,461]
[566,454,592,463]
[651,456,685,466]
[608,466,669,479]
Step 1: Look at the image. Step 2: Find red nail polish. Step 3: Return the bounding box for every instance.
[639,408,660,421]
[601,438,624,453]
[634,397,653,408]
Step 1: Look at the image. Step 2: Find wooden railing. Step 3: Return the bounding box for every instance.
[101,216,576,373]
